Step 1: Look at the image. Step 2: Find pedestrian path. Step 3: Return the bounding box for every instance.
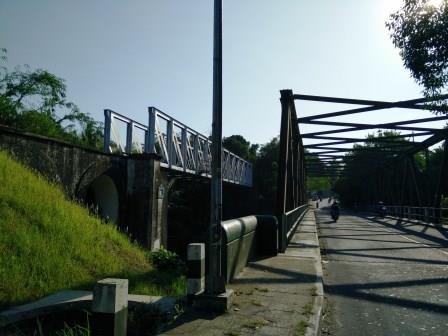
[161,210,324,336]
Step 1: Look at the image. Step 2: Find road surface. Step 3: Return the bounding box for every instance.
[316,205,448,336]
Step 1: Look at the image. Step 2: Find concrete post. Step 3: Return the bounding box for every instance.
[187,243,205,298]
[91,278,128,336]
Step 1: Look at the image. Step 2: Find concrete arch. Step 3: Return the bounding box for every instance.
[88,174,119,224]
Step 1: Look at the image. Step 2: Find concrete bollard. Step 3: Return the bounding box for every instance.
[91,278,128,336]
[187,243,205,299]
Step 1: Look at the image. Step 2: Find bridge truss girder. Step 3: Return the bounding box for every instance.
[279,90,448,209]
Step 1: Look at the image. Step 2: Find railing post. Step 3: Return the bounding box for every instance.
[193,135,199,173]
[126,122,133,154]
[103,109,112,153]
[278,213,287,253]
[147,107,156,153]
[204,140,211,174]
[181,128,187,172]
[167,119,174,168]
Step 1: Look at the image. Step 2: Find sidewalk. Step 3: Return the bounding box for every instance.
[161,210,324,336]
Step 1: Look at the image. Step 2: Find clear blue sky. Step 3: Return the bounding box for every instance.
[0,0,442,147]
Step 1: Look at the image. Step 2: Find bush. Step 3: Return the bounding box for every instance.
[149,247,185,272]
[441,197,448,208]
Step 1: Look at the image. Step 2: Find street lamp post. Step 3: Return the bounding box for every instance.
[207,0,226,295]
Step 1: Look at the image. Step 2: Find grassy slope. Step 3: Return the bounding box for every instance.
[0,151,184,310]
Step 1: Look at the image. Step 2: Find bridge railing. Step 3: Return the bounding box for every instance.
[103,108,252,186]
[383,205,448,226]
[278,204,309,252]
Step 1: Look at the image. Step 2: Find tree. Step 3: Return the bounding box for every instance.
[0,50,103,149]
[305,154,333,194]
[252,137,279,213]
[222,135,257,162]
[387,0,448,105]
[332,130,440,207]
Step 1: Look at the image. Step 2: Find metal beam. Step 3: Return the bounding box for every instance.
[295,94,448,122]
[302,125,442,138]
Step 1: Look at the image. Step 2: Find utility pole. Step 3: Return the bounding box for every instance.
[207,0,225,295]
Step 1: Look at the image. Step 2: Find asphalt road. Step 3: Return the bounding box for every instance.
[316,203,448,336]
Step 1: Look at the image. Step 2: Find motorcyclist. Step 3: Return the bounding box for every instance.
[330,201,340,219]
[377,201,387,217]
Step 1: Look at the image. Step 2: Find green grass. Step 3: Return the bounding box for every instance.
[0,151,185,310]
[294,320,309,336]
[241,317,269,330]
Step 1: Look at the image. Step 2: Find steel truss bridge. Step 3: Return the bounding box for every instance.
[276,89,448,236]
[103,108,252,187]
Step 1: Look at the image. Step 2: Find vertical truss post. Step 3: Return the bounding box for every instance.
[277,89,293,252]
[301,144,306,204]
[103,109,112,153]
[399,160,408,205]
[408,156,422,206]
[294,141,299,206]
[288,131,295,209]
[434,139,448,221]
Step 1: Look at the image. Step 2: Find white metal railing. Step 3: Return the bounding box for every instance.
[382,205,448,225]
[103,108,253,187]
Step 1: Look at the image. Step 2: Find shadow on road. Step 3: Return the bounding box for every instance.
[318,210,448,315]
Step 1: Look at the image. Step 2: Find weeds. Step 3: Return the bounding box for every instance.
[242,318,269,330]
[0,151,185,309]
[294,320,309,336]
[303,302,314,317]
[149,247,185,273]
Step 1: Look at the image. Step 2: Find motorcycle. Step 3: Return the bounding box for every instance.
[378,205,387,218]
[330,208,339,222]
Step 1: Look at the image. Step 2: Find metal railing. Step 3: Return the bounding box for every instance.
[103,108,253,187]
[285,204,309,238]
[382,205,448,225]
[278,204,309,252]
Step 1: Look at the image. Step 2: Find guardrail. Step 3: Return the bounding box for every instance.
[278,204,309,252]
[221,215,278,282]
[384,205,448,225]
[103,108,252,187]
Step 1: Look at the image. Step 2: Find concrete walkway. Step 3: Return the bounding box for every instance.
[161,210,324,336]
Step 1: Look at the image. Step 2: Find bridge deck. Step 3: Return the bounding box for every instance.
[316,203,448,335]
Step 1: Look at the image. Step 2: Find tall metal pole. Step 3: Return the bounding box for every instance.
[206,0,225,294]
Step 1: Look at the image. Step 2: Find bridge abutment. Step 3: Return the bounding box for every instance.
[126,154,167,250]
[0,126,167,250]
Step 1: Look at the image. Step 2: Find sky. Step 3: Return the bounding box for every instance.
[0,0,445,151]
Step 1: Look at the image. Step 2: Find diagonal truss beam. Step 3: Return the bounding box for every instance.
[295,94,448,122]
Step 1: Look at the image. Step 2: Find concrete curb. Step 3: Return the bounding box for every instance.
[0,291,178,327]
[305,210,325,336]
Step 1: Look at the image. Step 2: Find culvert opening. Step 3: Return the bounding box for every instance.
[86,174,119,224]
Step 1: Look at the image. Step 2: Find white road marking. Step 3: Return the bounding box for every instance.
[367,217,448,257]
[395,233,448,256]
